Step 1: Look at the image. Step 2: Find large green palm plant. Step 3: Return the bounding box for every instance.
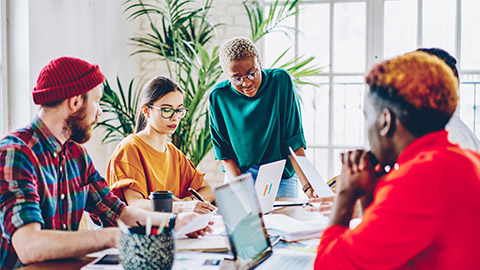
[95,0,322,166]
[123,0,221,166]
[95,78,142,144]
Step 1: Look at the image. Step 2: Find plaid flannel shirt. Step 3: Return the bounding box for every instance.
[0,117,126,269]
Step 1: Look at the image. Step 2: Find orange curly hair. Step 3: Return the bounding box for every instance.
[366,51,458,116]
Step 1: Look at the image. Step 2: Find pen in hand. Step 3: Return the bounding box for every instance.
[188,188,205,202]
[188,188,217,214]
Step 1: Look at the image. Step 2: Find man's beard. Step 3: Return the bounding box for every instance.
[66,104,97,144]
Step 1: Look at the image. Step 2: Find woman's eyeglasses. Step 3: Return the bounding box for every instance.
[230,69,259,86]
[149,105,188,119]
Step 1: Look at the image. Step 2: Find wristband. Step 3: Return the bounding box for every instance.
[302,183,312,193]
[169,213,177,230]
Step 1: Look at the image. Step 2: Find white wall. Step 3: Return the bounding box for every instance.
[3,0,252,181]
[0,1,5,137]
[5,0,140,175]
[6,0,31,132]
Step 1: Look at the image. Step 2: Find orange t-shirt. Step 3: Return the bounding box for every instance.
[106,135,207,202]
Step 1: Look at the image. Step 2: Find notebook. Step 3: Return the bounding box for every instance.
[254,160,286,214]
[214,174,316,270]
[176,235,230,252]
[289,147,334,198]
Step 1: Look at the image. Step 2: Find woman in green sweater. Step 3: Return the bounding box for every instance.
[209,36,314,198]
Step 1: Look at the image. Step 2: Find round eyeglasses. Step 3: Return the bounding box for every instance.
[230,69,260,86]
[149,105,188,119]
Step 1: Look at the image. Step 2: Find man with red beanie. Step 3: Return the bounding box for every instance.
[0,57,208,269]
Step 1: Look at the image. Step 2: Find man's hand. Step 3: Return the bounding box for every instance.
[174,213,213,238]
[104,227,121,248]
[328,150,379,227]
[337,150,378,199]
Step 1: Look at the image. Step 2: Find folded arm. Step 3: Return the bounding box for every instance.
[12,222,119,265]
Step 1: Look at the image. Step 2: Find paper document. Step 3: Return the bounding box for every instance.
[175,212,214,238]
[209,214,227,235]
[262,214,328,242]
[289,147,334,198]
[173,252,225,270]
[176,235,230,252]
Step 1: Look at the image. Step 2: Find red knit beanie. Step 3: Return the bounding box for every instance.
[32,57,105,105]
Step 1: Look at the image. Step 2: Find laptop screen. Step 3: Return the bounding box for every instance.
[215,174,272,269]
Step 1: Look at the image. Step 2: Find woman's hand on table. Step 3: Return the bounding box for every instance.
[175,200,216,214]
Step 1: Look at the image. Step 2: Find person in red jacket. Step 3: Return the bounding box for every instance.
[315,51,480,269]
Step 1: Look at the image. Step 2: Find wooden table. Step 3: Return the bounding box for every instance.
[18,257,94,270]
[19,199,325,270]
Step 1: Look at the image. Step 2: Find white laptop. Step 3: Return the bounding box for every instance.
[215,174,316,270]
[253,160,286,214]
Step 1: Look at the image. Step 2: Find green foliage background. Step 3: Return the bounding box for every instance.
[95,0,321,166]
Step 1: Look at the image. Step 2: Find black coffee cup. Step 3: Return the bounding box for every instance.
[149,191,173,212]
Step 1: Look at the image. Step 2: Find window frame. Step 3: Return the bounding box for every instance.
[295,0,372,179]
[264,0,480,179]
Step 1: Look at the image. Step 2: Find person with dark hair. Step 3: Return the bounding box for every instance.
[105,75,215,215]
[0,58,208,269]
[315,51,480,269]
[209,36,314,198]
[417,47,480,152]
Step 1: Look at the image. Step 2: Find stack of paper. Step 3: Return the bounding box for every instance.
[176,235,230,252]
[175,214,230,252]
[262,214,328,242]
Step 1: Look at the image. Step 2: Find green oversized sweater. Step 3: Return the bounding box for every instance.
[208,68,306,179]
